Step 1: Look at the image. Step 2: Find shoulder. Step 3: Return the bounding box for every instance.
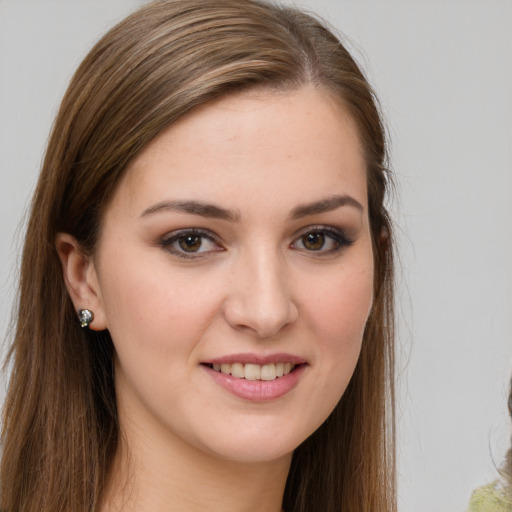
[468,481,512,512]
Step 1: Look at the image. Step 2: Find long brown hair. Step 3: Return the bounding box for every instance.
[1,1,396,511]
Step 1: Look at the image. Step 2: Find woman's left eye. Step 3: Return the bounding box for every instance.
[291,227,353,254]
[160,229,223,258]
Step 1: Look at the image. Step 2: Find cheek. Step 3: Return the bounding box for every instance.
[302,260,374,397]
[98,252,222,357]
[309,265,374,342]
[290,260,374,436]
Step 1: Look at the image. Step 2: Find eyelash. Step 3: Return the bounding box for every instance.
[160,226,354,260]
[160,229,223,259]
[290,225,354,255]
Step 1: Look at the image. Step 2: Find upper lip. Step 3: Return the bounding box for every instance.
[203,353,307,365]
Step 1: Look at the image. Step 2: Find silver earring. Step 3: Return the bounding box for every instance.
[78,309,94,328]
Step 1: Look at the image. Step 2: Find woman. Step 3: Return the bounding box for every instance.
[0,1,396,511]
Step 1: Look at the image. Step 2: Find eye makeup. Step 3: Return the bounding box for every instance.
[159,223,355,261]
[290,225,355,256]
[160,228,224,259]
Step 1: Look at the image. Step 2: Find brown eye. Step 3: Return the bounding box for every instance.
[161,229,223,259]
[178,234,203,252]
[291,226,353,255]
[301,232,325,251]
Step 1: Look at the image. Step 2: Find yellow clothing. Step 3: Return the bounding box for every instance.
[468,481,512,512]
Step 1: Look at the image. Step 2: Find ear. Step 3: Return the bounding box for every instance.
[55,233,107,331]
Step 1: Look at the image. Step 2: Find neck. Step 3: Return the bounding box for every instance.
[102,419,291,512]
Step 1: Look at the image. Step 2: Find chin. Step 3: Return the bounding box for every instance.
[190,415,321,465]
[208,440,296,465]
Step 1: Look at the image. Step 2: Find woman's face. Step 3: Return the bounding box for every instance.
[90,86,374,463]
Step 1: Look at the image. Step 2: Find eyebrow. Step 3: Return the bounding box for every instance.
[139,194,363,222]
[290,195,364,219]
[139,200,240,221]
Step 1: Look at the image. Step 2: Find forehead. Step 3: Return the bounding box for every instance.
[110,86,367,218]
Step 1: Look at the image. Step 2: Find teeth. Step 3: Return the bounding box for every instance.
[244,364,261,381]
[231,362,244,379]
[260,363,275,381]
[210,362,297,380]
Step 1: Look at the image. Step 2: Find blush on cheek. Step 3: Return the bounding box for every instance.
[314,297,373,370]
[317,286,373,332]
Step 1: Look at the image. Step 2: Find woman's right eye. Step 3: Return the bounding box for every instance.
[160,229,223,258]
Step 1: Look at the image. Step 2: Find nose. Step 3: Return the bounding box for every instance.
[223,248,298,338]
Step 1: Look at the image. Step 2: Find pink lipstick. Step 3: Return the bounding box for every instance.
[201,353,307,402]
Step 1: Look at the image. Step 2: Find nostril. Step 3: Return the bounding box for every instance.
[222,270,298,337]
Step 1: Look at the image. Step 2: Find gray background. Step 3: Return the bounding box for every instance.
[1,1,511,510]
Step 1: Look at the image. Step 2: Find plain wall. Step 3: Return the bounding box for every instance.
[1,1,511,511]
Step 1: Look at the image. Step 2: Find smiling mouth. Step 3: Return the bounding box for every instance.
[203,362,298,381]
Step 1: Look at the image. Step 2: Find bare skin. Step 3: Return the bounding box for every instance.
[57,85,373,511]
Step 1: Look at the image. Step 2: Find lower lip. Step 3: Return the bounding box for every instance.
[202,364,306,402]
